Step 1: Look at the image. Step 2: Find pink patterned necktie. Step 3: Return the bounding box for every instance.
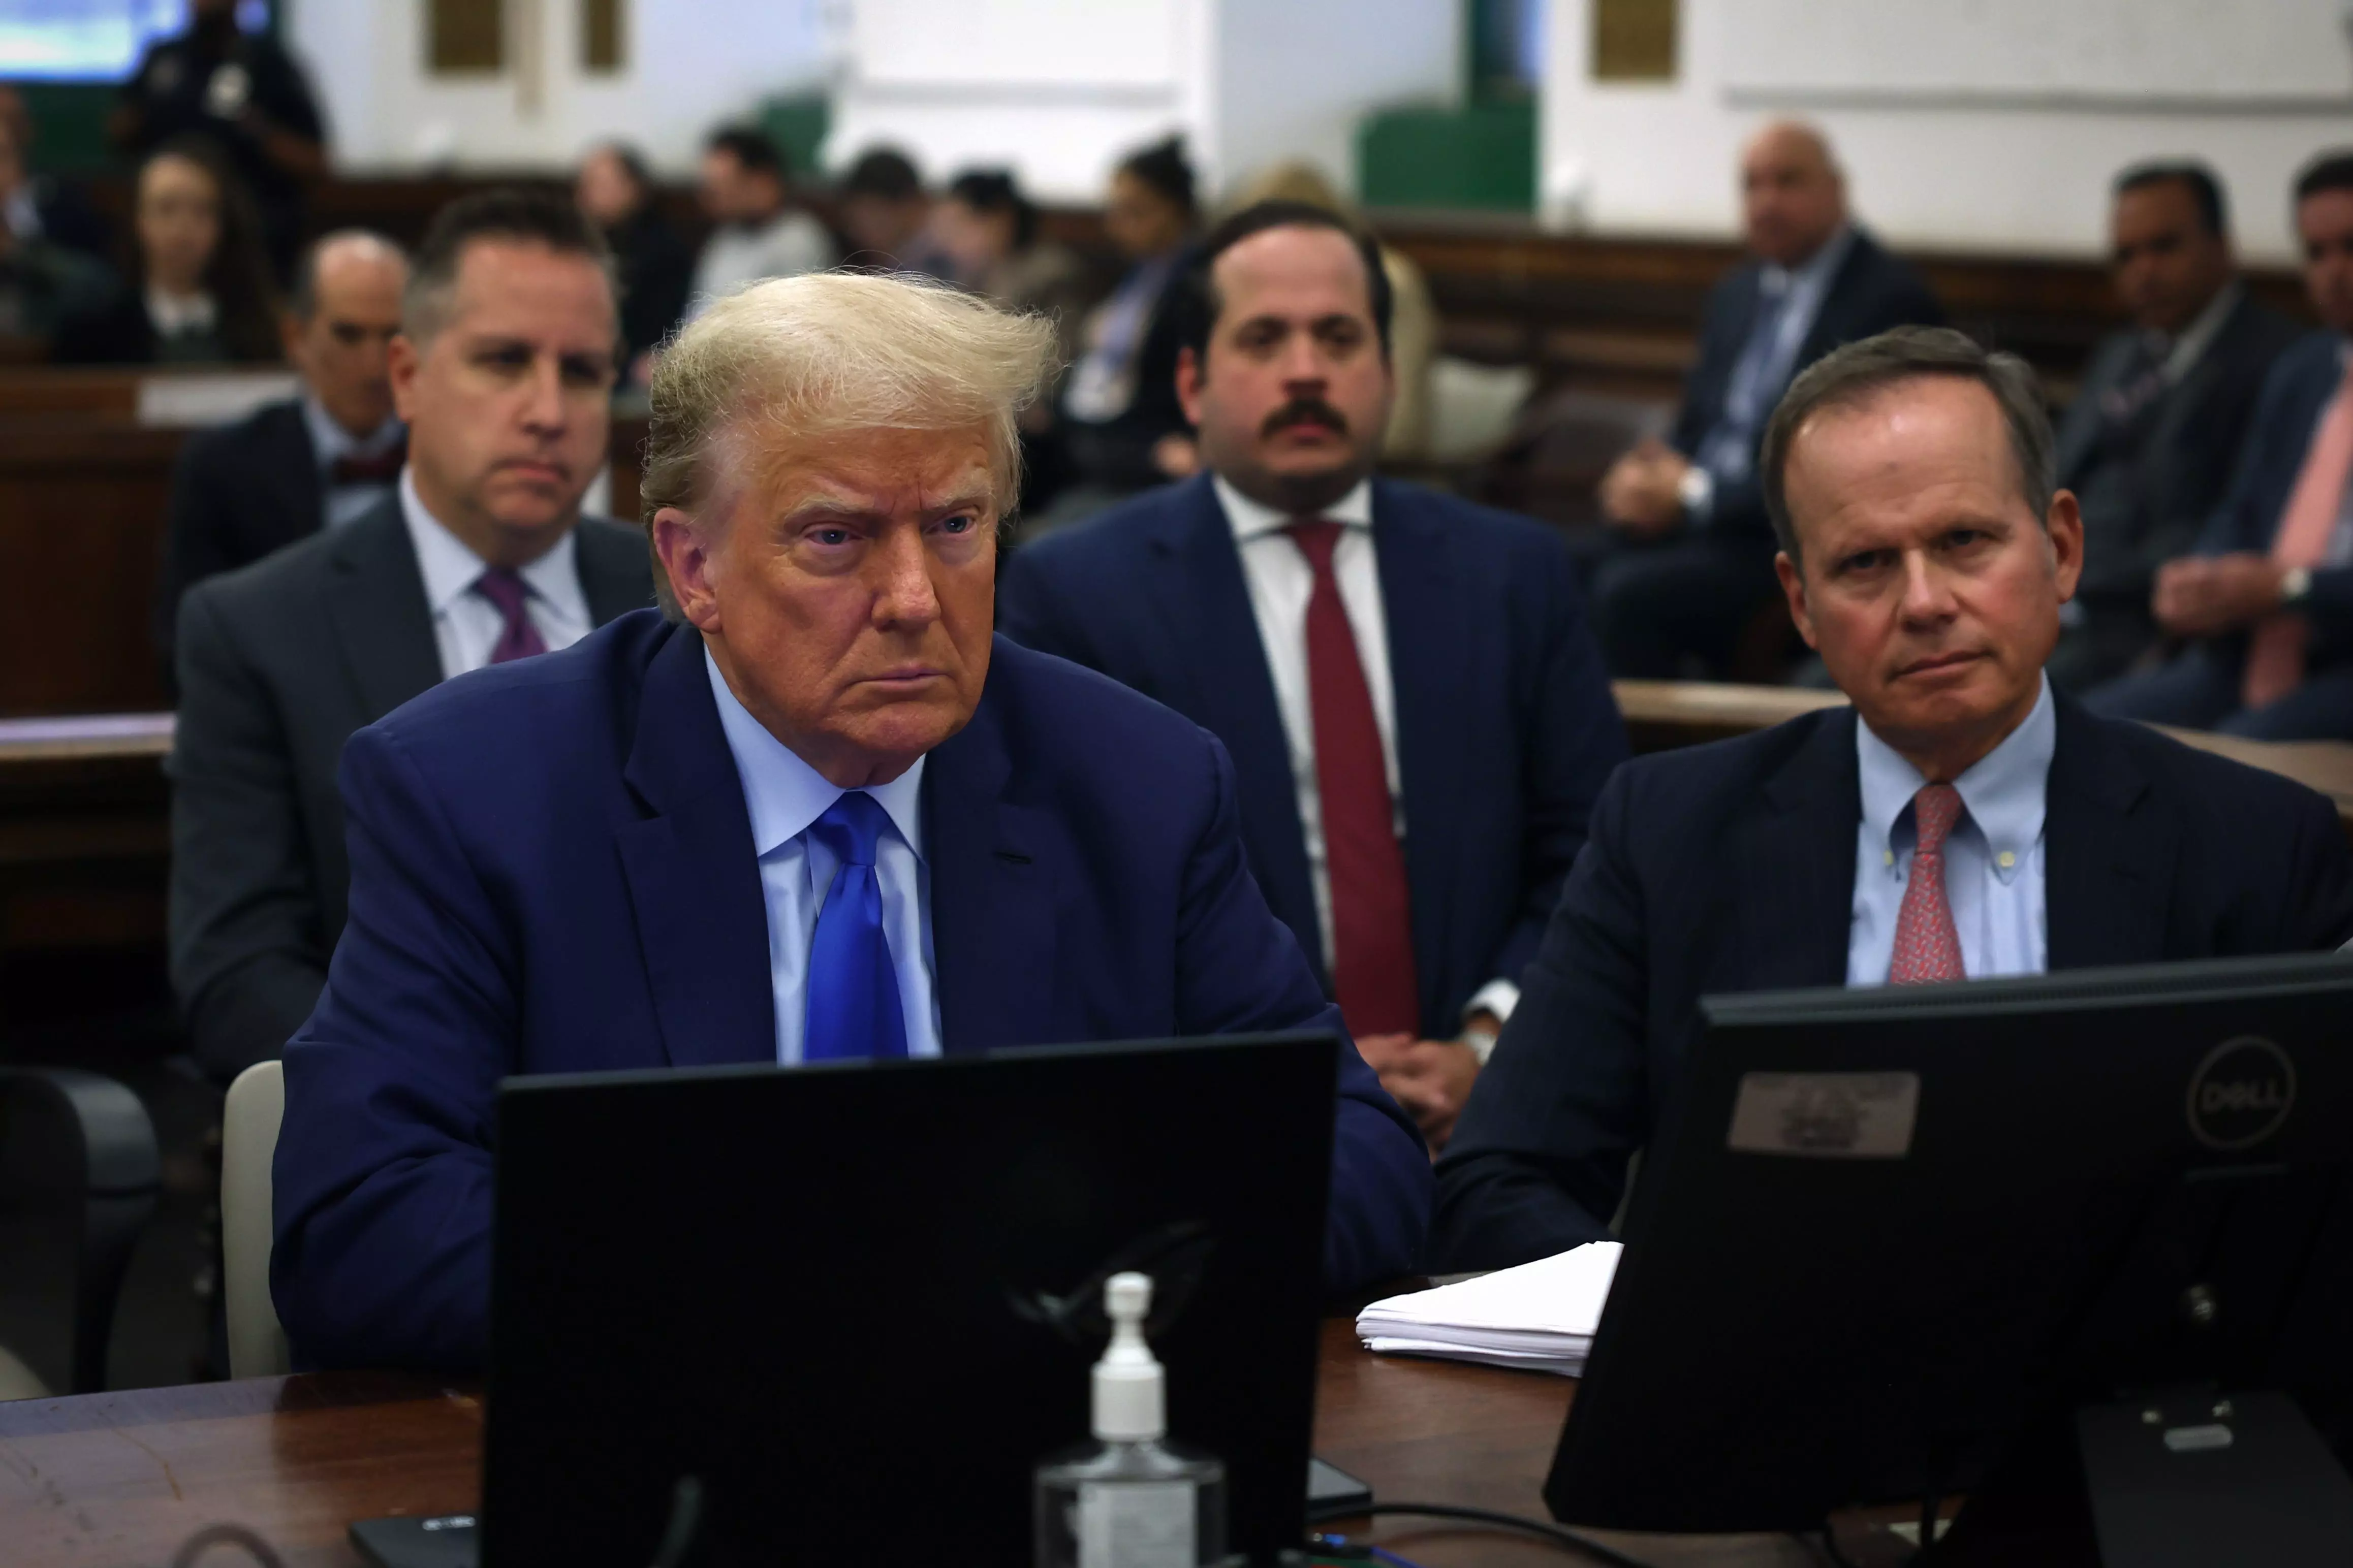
[2243,359,2353,710]
[473,566,548,664]
[1888,784,1965,985]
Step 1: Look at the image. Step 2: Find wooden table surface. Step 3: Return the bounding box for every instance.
[0,1322,1926,1568]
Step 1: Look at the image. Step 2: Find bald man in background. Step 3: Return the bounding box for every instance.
[1586,122,1943,680]
[155,230,411,671]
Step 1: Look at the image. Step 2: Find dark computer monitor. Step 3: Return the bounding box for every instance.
[1546,954,2353,1557]
[477,1034,1338,1568]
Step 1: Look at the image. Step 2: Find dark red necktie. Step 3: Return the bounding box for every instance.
[473,567,549,664]
[329,444,406,486]
[1287,520,1421,1038]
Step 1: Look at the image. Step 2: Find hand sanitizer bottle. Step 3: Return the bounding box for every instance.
[1033,1271,1229,1568]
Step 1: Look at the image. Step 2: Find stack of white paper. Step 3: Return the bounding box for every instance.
[1355,1241,1621,1376]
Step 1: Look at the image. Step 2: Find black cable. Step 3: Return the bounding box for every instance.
[1807,1523,1865,1568]
[649,1475,706,1568]
[1305,1501,1658,1568]
[169,1524,287,1568]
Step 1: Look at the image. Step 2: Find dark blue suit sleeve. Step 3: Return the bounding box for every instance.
[2197,352,2308,558]
[1487,543,1629,989]
[1173,728,1431,1292]
[271,722,512,1371]
[1428,765,1651,1270]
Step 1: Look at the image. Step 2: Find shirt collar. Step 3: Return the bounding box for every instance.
[1857,673,2055,870]
[701,643,927,860]
[146,286,216,336]
[2160,281,2243,383]
[396,466,586,625]
[1212,473,1374,543]
[3,185,39,242]
[302,393,403,468]
[1761,223,1855,299]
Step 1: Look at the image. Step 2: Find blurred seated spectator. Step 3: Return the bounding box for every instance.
[2048,162,2302,694]
[54,138,280,365]
[0,105,109,340]
[576,140,692,381]
[933,167,1093,513]
[1043,136,1201,524]
[153,230,409,674]
[1585,122,1941,679]
[837,145,952,276]
[0,86,112,260]
[2089,152,2353,741]
[1226,161,1437,462]
[687,126,831,315]
[109,0,325,279]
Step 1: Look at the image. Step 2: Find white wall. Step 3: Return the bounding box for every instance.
[826,0,1459,205]
[291,0,833,174]
[1541,0,2353,263]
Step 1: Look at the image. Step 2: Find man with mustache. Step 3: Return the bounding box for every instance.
[1429,327,2353,1270]
[169,189,652,1083]
[1000,201,1628,1151]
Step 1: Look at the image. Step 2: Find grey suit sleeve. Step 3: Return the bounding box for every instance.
[168,588,331,1081]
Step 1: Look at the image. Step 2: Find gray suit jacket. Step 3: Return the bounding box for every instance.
[168,494,655,1081]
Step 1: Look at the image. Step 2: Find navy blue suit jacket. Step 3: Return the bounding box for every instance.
[272,612,1431,1371]
[2198,331,2353,662]
[998,475,1629,1039]
[1669,228,1943,542]
[1428,694,2353,1271]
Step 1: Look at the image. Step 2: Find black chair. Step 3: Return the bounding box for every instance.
[0,1067,162,1395]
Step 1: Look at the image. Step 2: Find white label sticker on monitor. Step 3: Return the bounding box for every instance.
[1727,1071,1920,1158]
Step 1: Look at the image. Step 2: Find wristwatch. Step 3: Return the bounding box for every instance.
[2282,565,2314,605]
[1459,1026,1501,1067]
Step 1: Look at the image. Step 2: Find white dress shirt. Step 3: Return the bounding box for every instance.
[1212,474,1520,1026]
[302,395,404,530]
[396,468,593,680]
[145,285,217,337]
[1848,675,2054,986]
[704,647,943,1065]
[1686,225,1857,522]
[686,210,834,318]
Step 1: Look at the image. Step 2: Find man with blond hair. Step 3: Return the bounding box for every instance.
[271,272,1433,1371]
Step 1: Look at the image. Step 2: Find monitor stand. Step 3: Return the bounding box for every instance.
[2074,1387,2353,1567]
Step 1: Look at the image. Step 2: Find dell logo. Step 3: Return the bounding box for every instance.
[2186,1037,2298,1151]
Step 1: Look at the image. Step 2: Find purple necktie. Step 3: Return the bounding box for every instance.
[473,567,548,664]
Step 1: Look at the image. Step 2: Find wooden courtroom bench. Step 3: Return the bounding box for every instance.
[0,713,171,952]
[0,1318,1931,1566]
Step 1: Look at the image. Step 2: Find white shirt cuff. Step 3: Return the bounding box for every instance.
[1678,464,1714,524]
[1464,978,1520,1029]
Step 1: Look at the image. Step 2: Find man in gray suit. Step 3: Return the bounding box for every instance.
[2048,162,2302,691]
[170,189,653,1082]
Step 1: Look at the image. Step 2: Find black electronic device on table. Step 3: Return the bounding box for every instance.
[1545,953,2353,1565]
[351,1033,1339,1568]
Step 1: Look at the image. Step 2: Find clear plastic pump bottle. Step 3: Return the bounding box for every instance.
[1033,1271,1229,1568]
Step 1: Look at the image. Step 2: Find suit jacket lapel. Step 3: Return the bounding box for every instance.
[1372,482,1470,1028]
[269,401,325,548]
[925,645,1057,1053]
[325,497,446,722]
[1729,711,1863,991]
[1154,478,1324,985]
[2045,697,2173,970]
[576,518,657,626]
[612,624,778,1068]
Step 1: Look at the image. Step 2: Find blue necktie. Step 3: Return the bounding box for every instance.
[803,792,909,1062]
[1696,282,1795,486]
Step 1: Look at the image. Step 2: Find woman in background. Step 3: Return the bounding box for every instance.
[55,137,278,365]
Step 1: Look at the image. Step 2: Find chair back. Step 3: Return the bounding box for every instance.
[222,1060,291,1378]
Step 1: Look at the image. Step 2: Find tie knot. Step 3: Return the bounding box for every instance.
[810,791,894,868]
[1285,518,1344,575]
[473,566,531,618]
[1911,784,1964,857]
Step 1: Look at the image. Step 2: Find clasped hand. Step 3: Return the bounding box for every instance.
[2151,553,2288,638]
[1597,437,1690,539]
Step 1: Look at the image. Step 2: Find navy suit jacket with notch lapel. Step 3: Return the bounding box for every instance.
[1427,693,2353,1271]
[996,473,1630,1040]
[269,612,1432,1370]
[154,397,327,677]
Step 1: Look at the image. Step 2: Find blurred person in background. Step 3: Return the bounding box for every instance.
[836,145,951,276]
[1585,121,1942,679]
[0,107,109,341]
[110,0,325,278]
[2047,162,2300,693]
[1224,160,1437,462]
[576,140,692,382]
[54,137,279,365]
[1044,135,1202,526]
[688,126,832,315]
[153,230,410,673]
[0,85,112,259]
[932,167,1092,511]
